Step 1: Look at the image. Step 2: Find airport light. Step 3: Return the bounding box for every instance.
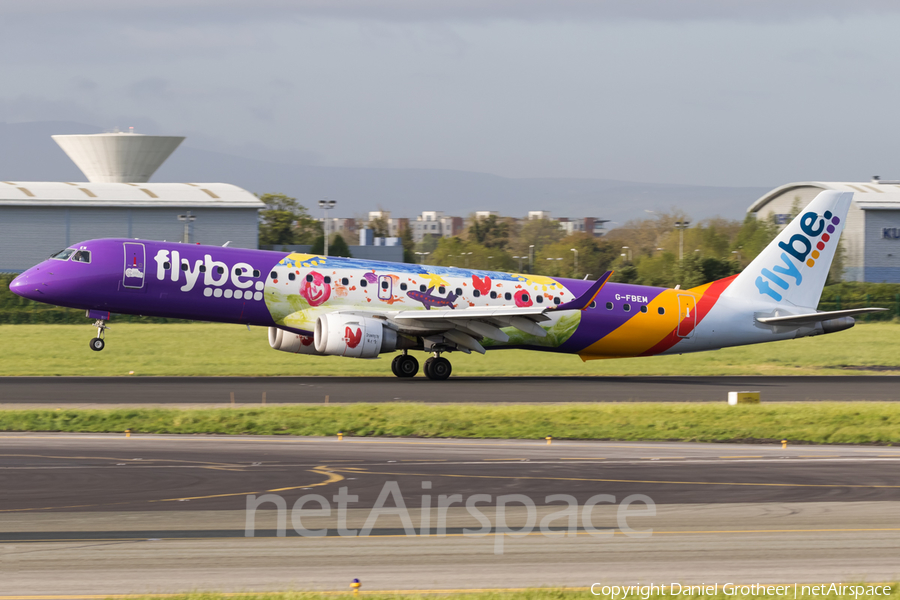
[513,255,524,271]
[674,220,691,261]
[570,248,578,273]
[177,211,196,244]
[415,251,430,264]
[529,244,535,272]
[318,198,336,257]
[621,246,631,262]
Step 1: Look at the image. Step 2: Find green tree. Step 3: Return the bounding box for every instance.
[309,234,352,257]
[257,193,320,246]
[400,227,416,263]
[511,218,564,264]
[468,214,512,250]
[368,215,390,238]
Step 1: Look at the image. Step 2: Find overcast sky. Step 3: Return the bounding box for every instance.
[2,1,900,187]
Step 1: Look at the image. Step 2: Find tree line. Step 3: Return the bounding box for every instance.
[256,193,843,288]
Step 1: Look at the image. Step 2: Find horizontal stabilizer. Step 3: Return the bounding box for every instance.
[756,307,887,326]
[554,271,613,311]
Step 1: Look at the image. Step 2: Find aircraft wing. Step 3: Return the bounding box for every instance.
[387,271,613,354]
[756,307,887,326]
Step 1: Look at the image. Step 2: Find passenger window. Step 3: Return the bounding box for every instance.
[182,263,189,271]
[606,302,613,310]
[400,283,408,291]
[640,305,648,313]
[234,267,243,275]
[505,292,512,301]
[658,307,665,315]
[270,271,277,279]
[342,277,349,285]
[473,290,481,297]
[216,266,224,274]
[71,250,91,263]
[381,281,389,289]
[50,248,75,261]
[360,279,368,287]
[419,284,426,292]
[589,300,597,308]
[199,265,207,273]
[306,274,313,282]
[536,295,543,303]
[163,261,171,270]
[623,303,631,312]
[324,276,331,284]
[456,288,463,296]
[554,297,561,305]
[253,270,260,277]
[288,273,296,281]
[490,291,497,299]
[439,286,446,294]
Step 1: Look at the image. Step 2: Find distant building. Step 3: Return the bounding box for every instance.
[528,211,552,220]
[474,210,499,219]
[556,217,608,238]
[411,211,464,242]
[749,179,900,282]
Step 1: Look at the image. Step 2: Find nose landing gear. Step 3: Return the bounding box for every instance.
[89,319,108,352]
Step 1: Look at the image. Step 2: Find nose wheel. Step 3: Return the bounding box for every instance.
[89,319,108,352]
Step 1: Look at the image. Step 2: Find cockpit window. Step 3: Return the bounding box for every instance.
[71,250,91,263]
[50,248,76,261]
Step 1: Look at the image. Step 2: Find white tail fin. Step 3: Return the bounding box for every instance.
[724,190,852,309]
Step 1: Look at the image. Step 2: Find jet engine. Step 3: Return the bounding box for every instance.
[268,327,323,355]
[315,313,408,358]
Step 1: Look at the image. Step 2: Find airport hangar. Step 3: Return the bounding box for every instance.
[0,131,265,273]
[749,179,900,283]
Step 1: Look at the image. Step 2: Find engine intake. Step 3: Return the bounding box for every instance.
[268,327,323,355]
[315,313,401,358]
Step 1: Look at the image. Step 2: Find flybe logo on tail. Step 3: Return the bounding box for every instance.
[755,210,841,302]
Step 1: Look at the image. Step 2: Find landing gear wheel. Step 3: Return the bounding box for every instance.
[391,355,402,377]
[89,337,105,352]
[424,356,451,381]
[396,355,419,378]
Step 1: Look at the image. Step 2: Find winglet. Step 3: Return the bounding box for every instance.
[554,270,613,311]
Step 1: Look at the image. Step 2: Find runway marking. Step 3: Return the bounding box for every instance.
[332,467,900,488]
[0,453,245,469]
[0,466,344,513]
[641,457,686,460]
[719,455,764,458]
[560,457,606,460]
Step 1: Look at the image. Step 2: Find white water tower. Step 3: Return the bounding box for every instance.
[52,130,184,183]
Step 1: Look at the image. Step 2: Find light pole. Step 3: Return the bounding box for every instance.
[463,251,473,268]
[318,198,336,257]
[415,251,430,264]
[674,221,691,261]
[570,248,578,274]
[529,245,535,272]
[621,246,632,262]
[513,255,524,271]
[177,211,196,244]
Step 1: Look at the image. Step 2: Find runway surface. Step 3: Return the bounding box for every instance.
[2,375,900,405]
[1,434,899,595]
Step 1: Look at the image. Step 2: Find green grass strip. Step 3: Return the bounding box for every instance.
[3,403,900,444]
[99,583,900,600]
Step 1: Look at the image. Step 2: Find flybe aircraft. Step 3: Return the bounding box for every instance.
[8,191,884,380]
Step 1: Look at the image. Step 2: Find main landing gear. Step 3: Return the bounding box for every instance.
[89,319,108,352]
[391,352,419,378]
[390,351,452,380]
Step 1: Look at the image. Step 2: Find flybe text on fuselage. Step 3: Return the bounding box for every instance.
[152,249,263,296]
[754,210,841,302]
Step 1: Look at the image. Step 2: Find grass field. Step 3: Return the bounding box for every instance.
[3,402,899,443]
[85,585,900,600]
[0,322,898,377]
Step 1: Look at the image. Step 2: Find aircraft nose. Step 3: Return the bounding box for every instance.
[8,268,46,301]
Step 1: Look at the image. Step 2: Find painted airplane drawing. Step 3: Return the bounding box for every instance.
[8,191,885,380]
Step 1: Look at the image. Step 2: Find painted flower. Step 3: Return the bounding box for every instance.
[515,290,533,307]
[299,271,331,307]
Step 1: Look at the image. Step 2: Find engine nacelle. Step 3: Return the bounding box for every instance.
[268,327,323,355]
[314,313,399,358]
